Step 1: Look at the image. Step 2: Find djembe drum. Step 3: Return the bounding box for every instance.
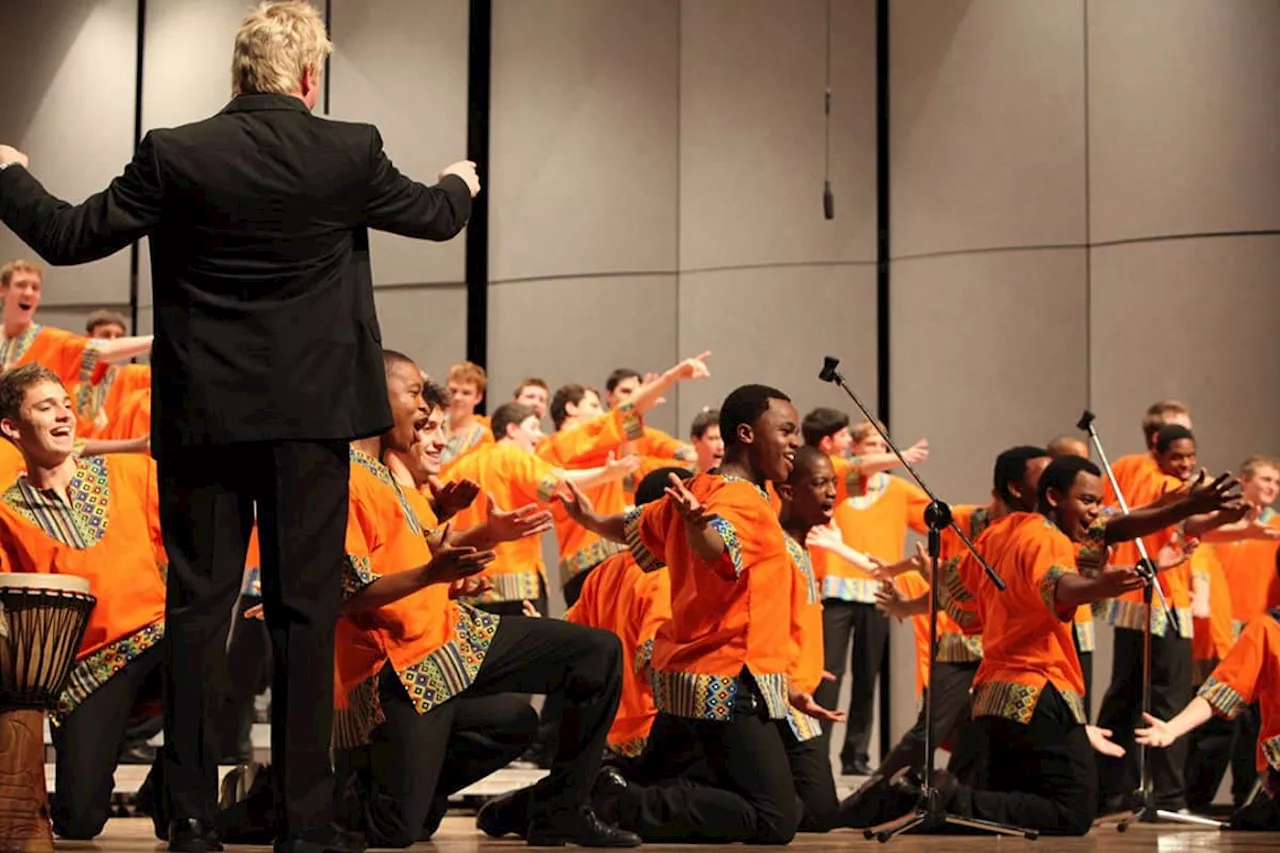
[0,574,95,853]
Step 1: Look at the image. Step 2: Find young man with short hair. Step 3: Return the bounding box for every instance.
[513,377,550,421]
[689,407,723,473]
[441,360,491,465]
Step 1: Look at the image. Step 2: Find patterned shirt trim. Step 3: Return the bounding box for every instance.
[333,675,385,751]
[707,517,744,578]
[844,471,889,511]
[1233,619,1247,640]
[619,402,644,442]
[395,603,500,715]
[54,620,164,724]
[342,554,377,600]
[464,570,543,604]
[936,556,979,630]
[610,736,650,759]
[3,455,112,549]
[536,473,562,504]
[1197,676,1246,720]
[784,533,818,604]
[243,566,262,598]
[622,507,664,572]
[971,680,1086,726]
[1037,565,1071,617]
[649,669,789,722]
[786,707,824,742]
[0,324,42,370]
[349,448,422,536]
[635,638,655,674]
[937,632,984,663]
[1262,735,1280,772]
[1094,598,1192,638]
[440,422,489,465]
[819,575,879,604]
[74,363,115,425]
[1073,618,1096,653]
[559,539,628,587]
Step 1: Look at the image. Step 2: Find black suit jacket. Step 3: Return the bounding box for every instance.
[0,94,471,456]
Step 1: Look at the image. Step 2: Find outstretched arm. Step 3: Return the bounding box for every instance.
[1135,697,1215,749]
[0,137,163,265]
[1103,470,1241,545]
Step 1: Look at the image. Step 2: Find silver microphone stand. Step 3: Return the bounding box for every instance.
[1076,411,1224,831]
[818,356,1037,842]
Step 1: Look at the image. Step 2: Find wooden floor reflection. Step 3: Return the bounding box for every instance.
[64,815,1280,851]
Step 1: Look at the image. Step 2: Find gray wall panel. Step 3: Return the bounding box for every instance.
[1088,0,1280,242]
[0,0,138,306]
[889,0,1086,258]
[329,0,470,286]
[679,0,877,271]
[373,284,468,386]
[489,0,679,283]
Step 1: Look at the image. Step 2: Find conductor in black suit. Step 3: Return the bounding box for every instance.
[0,3,478,851]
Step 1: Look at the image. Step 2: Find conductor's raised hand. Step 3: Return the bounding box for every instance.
[0,145,28,169]
[666,473,711,528]
[439,160,480,197]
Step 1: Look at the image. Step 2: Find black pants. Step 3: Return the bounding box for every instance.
[212,594,271,764]
[1229,785,1280,831]
[875,661,978,782]
[158,440,348,842]
[51,642,164,839]
[1078,650,1093,722]
[1095,627,1192,810]
[815,599,888,766]
[948,684,1097,836]
[612,680,800,845]
[562,567,590,608]
[784,730,840,833]
[350,670,537,846]
[1231,704,1262,807]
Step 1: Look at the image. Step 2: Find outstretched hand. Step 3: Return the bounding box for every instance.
[557,479,596,524]
[429,476,481,519]
[423,532,496,585]
[448,576,494,600]
[1134,713,1176,749]
[789,686,846,724]
[1180,469,1243,516]
[484,493,554,543]
[665,473,711,528]
[1086,725,1126,757]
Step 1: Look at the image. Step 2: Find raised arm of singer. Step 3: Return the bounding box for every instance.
[0,4,477,853]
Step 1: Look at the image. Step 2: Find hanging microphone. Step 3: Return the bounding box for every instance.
[823,180,834,220]
[818,356,842,383]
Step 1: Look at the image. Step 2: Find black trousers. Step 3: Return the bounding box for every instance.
[815,599,888,766]
[612,680,800,845]
[1186,700,1261,810]
[948,685,1097,836]
[51,642,164,839]
[1229,785,1280,831]
[875,661,978,782]
[158,440,348,842]
[784,729,840,833]
[1095,627,1192,810]
[562,567,589,608]
[350,669,537,846]
[1078,651,1093,722]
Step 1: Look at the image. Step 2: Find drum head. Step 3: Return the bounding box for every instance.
[0,574,91,595]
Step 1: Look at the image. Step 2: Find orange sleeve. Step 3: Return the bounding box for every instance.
[1024,523,1080,622]
[342,489,380,599]
[36,327,98,385]
[623,498,675,573]
[689,485,773,583]
[538,404,644,467]
[143,457,167,570]
[503,449,564,506]
[937,554,983,633]
[1198,618,1271,718]
[902,479,931,535]
[636,428,697,467]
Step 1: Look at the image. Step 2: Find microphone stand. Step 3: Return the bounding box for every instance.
[1076,411,1224,831]
[817,356,1037,842]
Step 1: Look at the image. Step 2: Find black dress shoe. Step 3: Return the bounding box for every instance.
[842,758,873,776]
[273,827,366,853]
[168,818,224,852]
[477,790,530,839]
[589,766,628,825]
[527,806,641,848]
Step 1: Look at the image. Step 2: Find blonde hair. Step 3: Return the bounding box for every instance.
[0,260,42,288]
[231,2,332,97]
[1240,454,1280,480]
[1140,399,1190,444]
[446,361,487,395]
[851,420,887,445]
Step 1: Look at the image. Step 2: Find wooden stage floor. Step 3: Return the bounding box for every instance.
[74,816,1280,851]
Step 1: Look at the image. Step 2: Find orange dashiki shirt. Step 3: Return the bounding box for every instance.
[625,473,793,721]
[1197,611,1280,776]
[0,454,166,723]
[939,512,1087,725]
